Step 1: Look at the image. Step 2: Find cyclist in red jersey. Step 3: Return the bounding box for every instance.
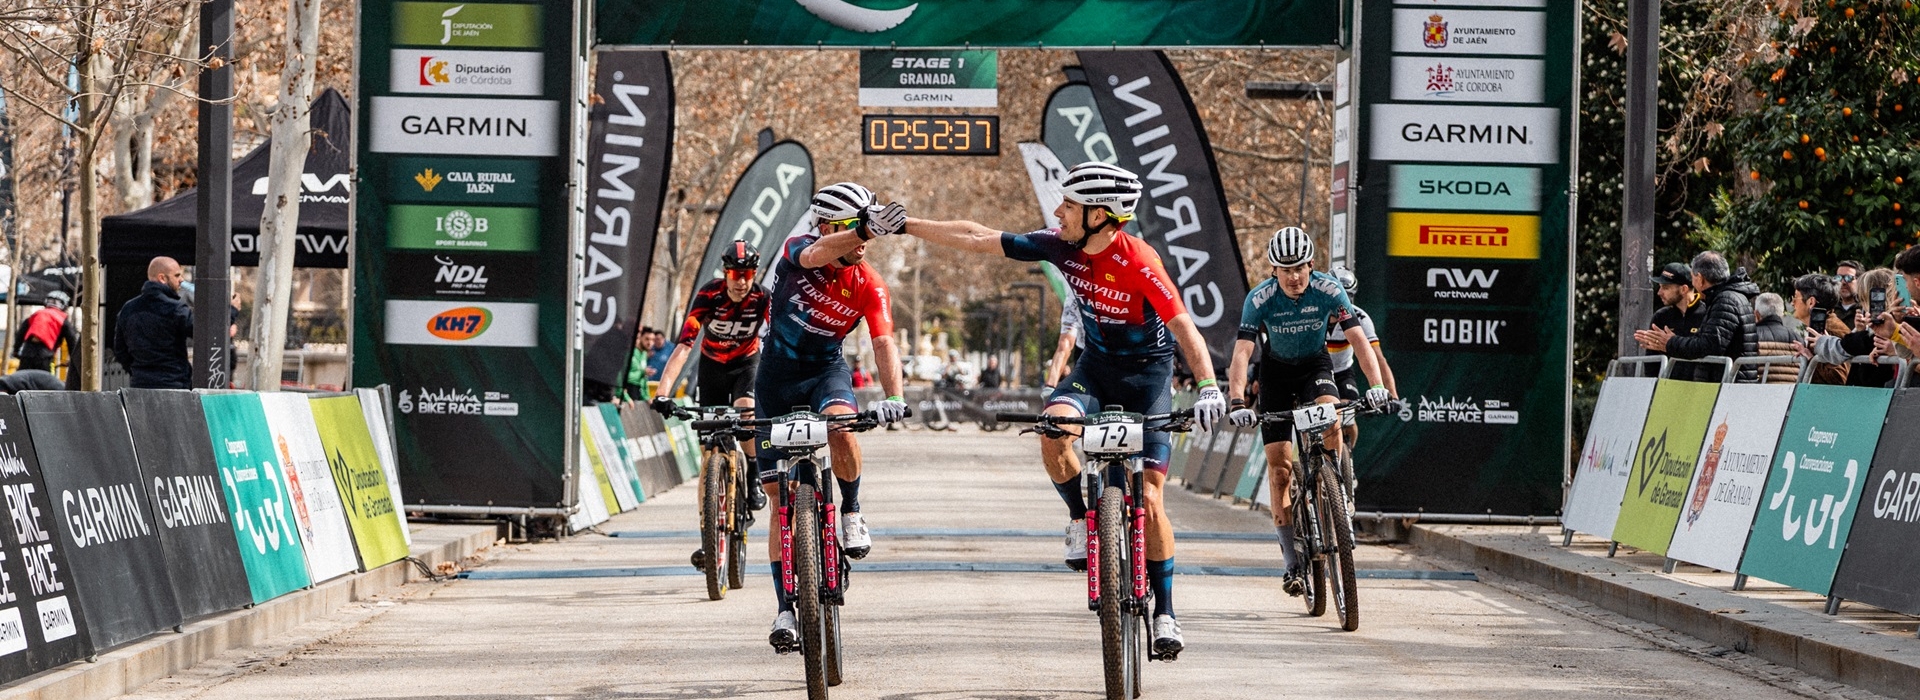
[903,162,1228,659]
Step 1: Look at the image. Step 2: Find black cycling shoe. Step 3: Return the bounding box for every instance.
[751,487,767,511]
[1281,564,1307,597]
[690,549,708,573]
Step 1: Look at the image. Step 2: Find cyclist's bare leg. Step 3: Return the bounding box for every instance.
[1266,441,1295,528]
[824,403,860,484]
[764,481,782,560]
[1341,423,1358,453]
[1039,402,1084,485]
[735,396,757,459]
[1144,470,1174,560]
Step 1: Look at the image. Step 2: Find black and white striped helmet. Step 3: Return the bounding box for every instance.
[1267,227,1314,268]
[811,182,876,222]
[1059,162,1143,218]
[1331,266,1357,293]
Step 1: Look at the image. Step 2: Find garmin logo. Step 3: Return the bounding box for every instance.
[1401,122,1529,145]
[795,0,917,32]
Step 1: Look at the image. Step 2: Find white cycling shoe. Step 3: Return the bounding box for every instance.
[1065,519,1088,571]
[841,512,872,560]
[1152,614,1184,658]
[769,610,799,654]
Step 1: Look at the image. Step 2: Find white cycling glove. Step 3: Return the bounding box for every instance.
[865,202,907,237]
[874,396,909,424]
[1365,385,1390,409]
[1192,384,1227,433]
[1228,407,1257,428]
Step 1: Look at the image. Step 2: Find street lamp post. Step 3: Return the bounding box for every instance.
[1011,280,1048,387]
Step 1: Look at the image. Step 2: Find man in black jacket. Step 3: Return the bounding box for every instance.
[112,257,193,389]
[1636,252,1757,381]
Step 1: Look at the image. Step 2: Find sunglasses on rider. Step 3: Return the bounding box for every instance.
[826,216,861,230]
[724,267,755,280]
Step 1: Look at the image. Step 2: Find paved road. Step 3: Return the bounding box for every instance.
[123,428,1863,699]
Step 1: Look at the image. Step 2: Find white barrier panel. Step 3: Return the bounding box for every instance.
[570,439,612,531]
[259,394,363,581]
[584,408,639,511]
[1664,383,1795,572]
[1563,376,1658,539]
[356,388,413,546]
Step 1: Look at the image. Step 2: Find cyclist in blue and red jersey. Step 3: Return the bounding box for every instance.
[904,162,1228,659]
[760,182,911,653]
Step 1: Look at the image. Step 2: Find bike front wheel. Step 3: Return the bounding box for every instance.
[727,458,750,590]
[1097,486,1135,700]
[825,599,843,686]
[1319,462,1360,632]
[793,485,829,699]
[700,451,729,601]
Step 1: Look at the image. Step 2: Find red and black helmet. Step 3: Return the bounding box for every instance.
[721,239,761,271]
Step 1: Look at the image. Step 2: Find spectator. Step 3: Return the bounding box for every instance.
[1823,268,1908,388]
[1791,273,1852,384]
[1752,293,1800,383]
[1657,252,1757,381]
[643,328,671,382]
[1635,262,1702,369]
[980,355,1003,389]
[1835,259,1864,322]
[623,329,651,401]
[938,350,967,389]
[13,291,76,373]
[0,370,64,394]
[850,357,872,389]
[112,256,194,389]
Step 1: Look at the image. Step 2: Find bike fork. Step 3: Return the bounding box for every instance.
[1130,493,1148,604]
[779,499,796,600]
[822,501,842,602]
[1085,502,1102,612]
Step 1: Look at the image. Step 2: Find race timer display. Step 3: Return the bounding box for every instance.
[862,115,999,156]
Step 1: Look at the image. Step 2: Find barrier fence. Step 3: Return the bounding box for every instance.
[1568,355,1920,625]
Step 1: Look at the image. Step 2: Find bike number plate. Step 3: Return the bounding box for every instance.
[1082,419,1143,454]
[1292,404,1338,432]
[772,417,828,448]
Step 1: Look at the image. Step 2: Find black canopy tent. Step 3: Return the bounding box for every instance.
[99,88,350,345]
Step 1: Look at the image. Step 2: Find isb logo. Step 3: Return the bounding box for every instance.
[436,209,488,240]
[427,306,493,340]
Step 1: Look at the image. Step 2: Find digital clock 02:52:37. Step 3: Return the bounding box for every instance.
[861,115,1000,156]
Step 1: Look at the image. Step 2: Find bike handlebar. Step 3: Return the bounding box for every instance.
[687,408,911,434]
[1255,400,1389,422]
[993,408,1195,430]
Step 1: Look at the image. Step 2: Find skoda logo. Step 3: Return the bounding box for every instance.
[795,0,917,32]
[444,209,476,239]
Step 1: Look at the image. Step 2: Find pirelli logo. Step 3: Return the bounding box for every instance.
[1388,212,1540,260]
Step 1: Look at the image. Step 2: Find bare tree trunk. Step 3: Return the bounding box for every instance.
[0,214,17,367]
[76,49,101,391]
[248,0,319,392]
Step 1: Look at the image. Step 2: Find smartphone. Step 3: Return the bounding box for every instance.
[1810,307,1830,331]
[1871,288,1888,322]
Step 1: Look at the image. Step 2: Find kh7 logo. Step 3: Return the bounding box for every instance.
[427,306,493,340]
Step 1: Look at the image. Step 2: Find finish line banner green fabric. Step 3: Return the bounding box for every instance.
[596,0,1337,48]
[200,394,312,604]
[1611,379,1720,556]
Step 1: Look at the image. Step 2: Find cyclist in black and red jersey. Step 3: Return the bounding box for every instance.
[652,240,773,517]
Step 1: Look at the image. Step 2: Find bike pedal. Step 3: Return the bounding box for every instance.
[844,545,870,561]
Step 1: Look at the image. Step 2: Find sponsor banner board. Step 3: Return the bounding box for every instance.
[370,96,560,157]
[1389,164,1541,212]
[390,49,543,96]
[353,389,408,525]
[387,156,540,205]
[1390,56,1546,104]
[1041,83,1117,170]
[1369,104,1560,164]
[1666,384,1795,572]
[1333,106,1351,165]
[387,204,539,251]
[120,390,252,621]
[383,300,540,347]
[580,419,621,515]
[1391,9,1546,55]
[0,397,89,677]
[1611,380,1719,555]
[1563,377,1658,539]
[581,50,674,394]
[1739,385,1892,596]
[393,1,541,47]
[386,253,539,299]
[1833,391,1920,613]
[693,141,813,288]
[258,394,362,581]
[199,394,313,604]
[597,403,645,502]
[19,392,182,649]
[1387,211,1540,259]
[859,50,997,108]
[310,396,410,570]
[569,438,611,531]
[583,408,637,511]
[1385,308,1534,354]
[1386,260,1534,306]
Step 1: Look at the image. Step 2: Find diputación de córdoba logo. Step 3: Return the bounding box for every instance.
[795,0,917,32]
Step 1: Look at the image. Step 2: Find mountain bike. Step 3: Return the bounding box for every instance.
[690,407,898,700]
[669,405,756,601]
[1262,400,1376,632]
[997,407,1195,700]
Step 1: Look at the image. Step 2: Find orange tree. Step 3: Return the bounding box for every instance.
[1716,0,1920,281]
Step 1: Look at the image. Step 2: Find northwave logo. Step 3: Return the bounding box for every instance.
[795,0,917,32]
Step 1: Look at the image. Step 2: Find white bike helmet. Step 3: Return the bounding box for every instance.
[1059,162,1143,219]
[1331,266,1358,293]
[1267,227,1314,268]
[811,182,876,223]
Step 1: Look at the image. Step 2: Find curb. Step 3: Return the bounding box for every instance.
[0,523,496,700]
[1409,524,1920,700]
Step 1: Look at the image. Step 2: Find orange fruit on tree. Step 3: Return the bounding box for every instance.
[1816,147,1828,160]
[1799,200,1810,209]
[1801,133,1811,143]
[1784,150,1795,160]
[1779,97,1789,104]
[1845,6,1855,17]
[1843,107,1853,116]
[1750,170,1762,180]
[1896,203,1904,211]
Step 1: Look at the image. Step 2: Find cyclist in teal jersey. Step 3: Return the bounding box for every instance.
[1225,227,1388,597]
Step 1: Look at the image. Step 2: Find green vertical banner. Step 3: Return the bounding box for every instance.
[201,394,312,603]
[1739,385,1892,596]
[1349,0,1578,515]
[1611,380,1719,555]
[355,0,583,510]
[310,396,411,570]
